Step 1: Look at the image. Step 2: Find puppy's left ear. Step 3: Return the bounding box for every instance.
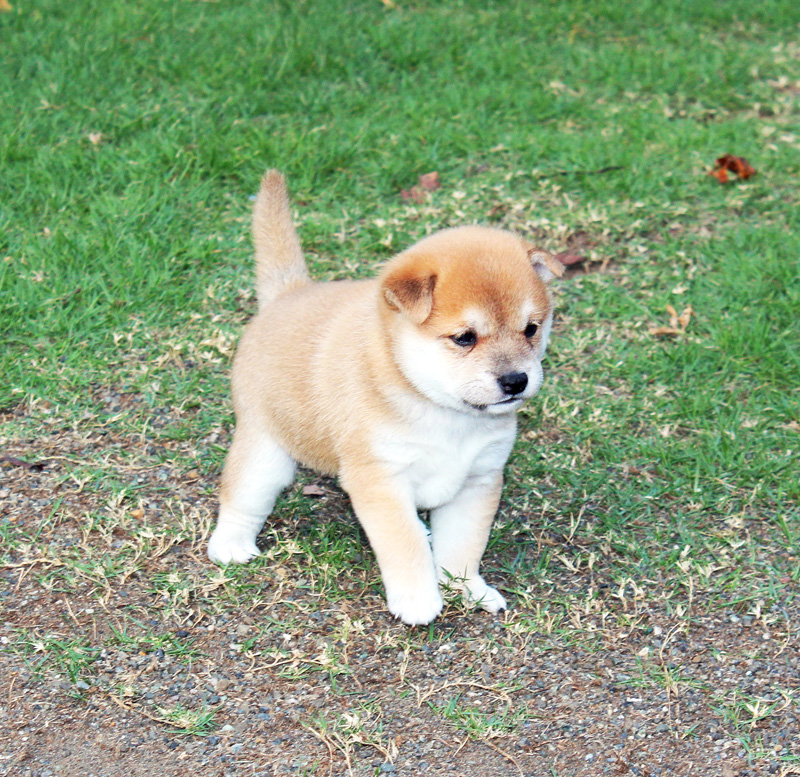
[527,247,564,283]
[381,259,437,324]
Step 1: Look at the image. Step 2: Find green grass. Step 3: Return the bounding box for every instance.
[3,1,800,405]
[1,0,800,767]
[10,630,101,685]
[3,0,799,581]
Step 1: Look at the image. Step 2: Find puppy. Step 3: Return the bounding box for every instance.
[208,170,563,625]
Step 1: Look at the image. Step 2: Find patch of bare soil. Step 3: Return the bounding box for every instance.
[1,399,798,777]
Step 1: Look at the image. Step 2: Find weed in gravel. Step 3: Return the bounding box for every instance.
[155,704,218,737]
[713,688,800,763]
[305,702,398,776]
[9,630,101,686]
[108,622,201,663]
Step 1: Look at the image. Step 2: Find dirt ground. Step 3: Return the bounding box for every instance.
[1,403,798,777]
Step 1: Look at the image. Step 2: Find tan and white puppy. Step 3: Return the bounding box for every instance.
[208,170,563,625]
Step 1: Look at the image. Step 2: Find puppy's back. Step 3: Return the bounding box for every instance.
[232,279,380,473]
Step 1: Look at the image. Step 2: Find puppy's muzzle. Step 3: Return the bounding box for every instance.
[497,371,528,396]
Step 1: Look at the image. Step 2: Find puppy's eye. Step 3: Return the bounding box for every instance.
[524,322,539,338]
[451,330,477,347]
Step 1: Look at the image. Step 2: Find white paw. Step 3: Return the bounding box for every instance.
[443,574,507,614]
[467,582,507,614]
[207,525,262,565]
[386,584,444,626]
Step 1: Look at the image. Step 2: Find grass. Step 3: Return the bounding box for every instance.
[12,630,101,685]
[2,0,800,773]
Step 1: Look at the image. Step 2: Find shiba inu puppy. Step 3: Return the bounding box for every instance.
[208,170,563,625]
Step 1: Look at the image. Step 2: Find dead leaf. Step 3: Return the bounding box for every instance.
[709,167,729,184]
[418,171,441,191]
[400,172,441,203]
[648,327,681,336]
[88,132,104,146]
[303,484,326,497]
[400,186,426,204]
[719,154,756,179]
[676,306,692,330]
[0,456,43,471]
[649,304,693,337]
[0,0,12,12]
[709,154,756,183]
[553,251,588,267]
[665,304,679,326]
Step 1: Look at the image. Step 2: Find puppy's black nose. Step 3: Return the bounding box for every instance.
[498,371,528,396]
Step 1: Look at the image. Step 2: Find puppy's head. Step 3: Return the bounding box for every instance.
[380,226,563,416]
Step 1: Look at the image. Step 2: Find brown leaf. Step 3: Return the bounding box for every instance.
[717,154,756,179]
[649,305,692,337]
[303,484,326,497]
[0,0,12,12]
[708,167,729,184]
[677,305,693,330]
[665,304,679,328]
[709,154,756,183]
[400,172,441,203]
[400,186,426,204]
[553,251,588,267]
[648,326,683,337]
[1,455,43,470]
[418,171,441,191]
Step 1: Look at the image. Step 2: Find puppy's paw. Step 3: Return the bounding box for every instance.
[386,584,444,626]
[451,576,507,614]
[468,583,507,614]
[207,525,261,565]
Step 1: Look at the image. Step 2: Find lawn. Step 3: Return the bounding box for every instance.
[1,1,799,775]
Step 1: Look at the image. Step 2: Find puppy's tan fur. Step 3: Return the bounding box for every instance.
[208,170,563,625]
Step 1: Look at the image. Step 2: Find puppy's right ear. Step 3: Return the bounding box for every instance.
[381,258,437,324]
[527,247,565,283]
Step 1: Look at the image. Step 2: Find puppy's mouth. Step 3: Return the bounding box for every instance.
[466,396,523,412]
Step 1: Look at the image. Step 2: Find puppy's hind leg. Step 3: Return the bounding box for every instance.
[209,426,296,564]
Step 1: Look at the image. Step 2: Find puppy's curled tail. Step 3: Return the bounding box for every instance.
[252,169,310,309]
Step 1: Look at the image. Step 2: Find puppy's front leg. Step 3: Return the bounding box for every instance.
[430,472,507,614]
[341,466,443,625]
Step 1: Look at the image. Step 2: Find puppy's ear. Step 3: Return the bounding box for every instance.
[527,247,564,283]
[381,259,437,324]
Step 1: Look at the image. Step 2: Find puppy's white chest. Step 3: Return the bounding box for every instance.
[373,414,515,510]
